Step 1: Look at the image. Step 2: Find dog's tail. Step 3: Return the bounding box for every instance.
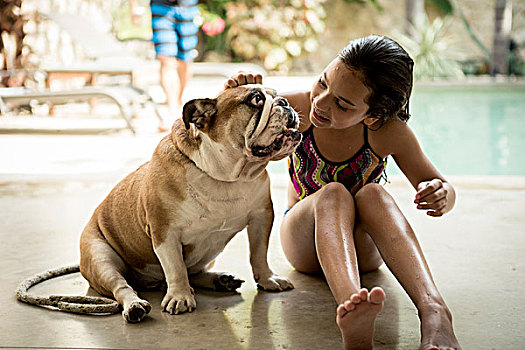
[16,265,120,315]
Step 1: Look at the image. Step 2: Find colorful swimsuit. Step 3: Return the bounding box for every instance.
[289,125,386,199]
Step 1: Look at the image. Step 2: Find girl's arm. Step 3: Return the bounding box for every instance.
[287,180,300,209]
[386,121,456,217]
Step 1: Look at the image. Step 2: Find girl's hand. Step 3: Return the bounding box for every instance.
[414,179,449,217]
[224,72,263,89]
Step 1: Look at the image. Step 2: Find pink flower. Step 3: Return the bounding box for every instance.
[202,17,225,37]
[350,162,359,171]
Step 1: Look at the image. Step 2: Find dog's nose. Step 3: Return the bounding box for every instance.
[287,110,299,128]
[276,97,289,107]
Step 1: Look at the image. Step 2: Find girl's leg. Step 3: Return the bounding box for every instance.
[354,184,460,350]
[280,182,385,349]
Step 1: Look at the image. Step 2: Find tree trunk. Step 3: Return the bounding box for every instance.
[405,0,425,35]
[491,0,513,75]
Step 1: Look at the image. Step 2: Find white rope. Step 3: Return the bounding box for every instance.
[16,265,120,315]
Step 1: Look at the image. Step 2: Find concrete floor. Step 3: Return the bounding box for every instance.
[1,77,525,349]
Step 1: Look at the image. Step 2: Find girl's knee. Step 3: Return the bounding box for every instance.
[355,183,393,206]
[316,182,354,206]
[314,183,355,216]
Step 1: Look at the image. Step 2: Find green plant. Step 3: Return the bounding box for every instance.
[343,0,383,12]
[112,0,152,41]
[426,0,453,14]
[198,0,233,55]
[225,0,327,72]
[396,15,465,79]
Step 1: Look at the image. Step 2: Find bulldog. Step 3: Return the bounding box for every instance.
[79,85,302,323]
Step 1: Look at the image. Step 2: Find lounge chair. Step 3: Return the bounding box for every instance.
[42,13,267,77]
[1,12,267,134]
[40,12,267,83]
[0,85,163,134]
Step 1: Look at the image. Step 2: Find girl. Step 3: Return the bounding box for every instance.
[225,35,460,350]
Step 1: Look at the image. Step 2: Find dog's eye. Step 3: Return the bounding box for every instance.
[250,93,265,107]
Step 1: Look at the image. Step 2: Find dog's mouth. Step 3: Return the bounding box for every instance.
[251,127,301,157]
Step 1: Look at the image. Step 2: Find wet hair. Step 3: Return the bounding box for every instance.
[338,34,414,128]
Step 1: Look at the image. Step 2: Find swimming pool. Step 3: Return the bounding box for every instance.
[268,85,525,177]
[393,85,525,176]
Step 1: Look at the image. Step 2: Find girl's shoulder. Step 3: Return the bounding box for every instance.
[368,119,416,158]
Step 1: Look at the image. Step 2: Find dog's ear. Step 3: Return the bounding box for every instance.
[182,98,217,131]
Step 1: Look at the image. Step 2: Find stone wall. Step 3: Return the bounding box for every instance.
[17,0,525,76]
[292,0,525,73]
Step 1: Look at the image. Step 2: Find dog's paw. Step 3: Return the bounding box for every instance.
[123,299,151,323]
[213,273,245,292]
[161,287,196,315]
[257,275,294,292]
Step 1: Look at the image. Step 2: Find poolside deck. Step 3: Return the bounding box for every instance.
[1,76,524,349]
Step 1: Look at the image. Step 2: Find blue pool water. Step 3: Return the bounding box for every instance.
[392,86,525,176]
[268,85,525,177]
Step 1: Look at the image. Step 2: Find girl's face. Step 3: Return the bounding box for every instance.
[310,58,378,129]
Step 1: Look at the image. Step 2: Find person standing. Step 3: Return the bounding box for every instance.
[133,0,199,130]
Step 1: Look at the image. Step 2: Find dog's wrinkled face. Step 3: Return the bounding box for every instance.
[183,85,301,161]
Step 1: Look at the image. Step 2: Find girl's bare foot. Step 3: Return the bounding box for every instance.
[419,304,461,350]
[336,287,386,350]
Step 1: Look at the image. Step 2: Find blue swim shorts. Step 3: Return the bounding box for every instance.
[150,2,200,61]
